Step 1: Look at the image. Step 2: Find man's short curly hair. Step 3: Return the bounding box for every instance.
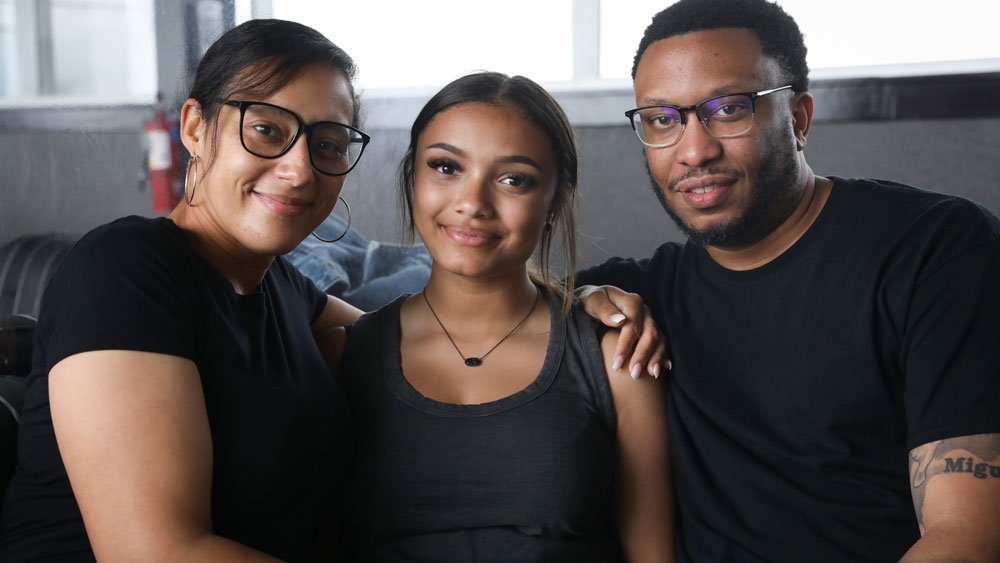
[631,0,809,92]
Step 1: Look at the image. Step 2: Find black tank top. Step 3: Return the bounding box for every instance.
[338,291,620,562]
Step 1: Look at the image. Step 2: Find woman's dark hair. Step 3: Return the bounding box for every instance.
[398,72,578,316]
[187,19,360,169]
[632,0,809,92]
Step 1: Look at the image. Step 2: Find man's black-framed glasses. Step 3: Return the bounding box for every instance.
[223,100,371,176]
[625,85,793,148]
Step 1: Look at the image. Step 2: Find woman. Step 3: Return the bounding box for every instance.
[339,72,674,561]
[0,19,365,561]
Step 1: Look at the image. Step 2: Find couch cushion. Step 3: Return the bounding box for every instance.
[1,234,79,319]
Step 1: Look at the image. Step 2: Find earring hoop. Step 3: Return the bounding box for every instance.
[184,155,199,205]
[311,196,351,243]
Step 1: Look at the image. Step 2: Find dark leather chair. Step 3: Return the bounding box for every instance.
[0,233,78,507]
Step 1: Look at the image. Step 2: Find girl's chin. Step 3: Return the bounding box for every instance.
[433,257,531,281]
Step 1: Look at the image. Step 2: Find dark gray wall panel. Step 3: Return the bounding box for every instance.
[806,119,1000,210]
[0,129,152,243]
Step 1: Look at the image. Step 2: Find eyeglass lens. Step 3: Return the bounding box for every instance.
[632,93,755,146]
[240,103,364,175]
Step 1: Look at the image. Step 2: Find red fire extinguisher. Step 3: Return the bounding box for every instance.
[144,94,182,213]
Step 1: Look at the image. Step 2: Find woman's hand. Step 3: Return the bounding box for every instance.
[576,285,671,380]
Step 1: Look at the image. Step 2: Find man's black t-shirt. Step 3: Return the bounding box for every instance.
[0,217,352,562]
[577,178,1000,562]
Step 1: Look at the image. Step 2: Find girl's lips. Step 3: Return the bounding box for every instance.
[443,225,499,247]
[253,191,312,217]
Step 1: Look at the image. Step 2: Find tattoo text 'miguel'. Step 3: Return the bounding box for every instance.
[908,433,1000,531]
[943,457,1000,479]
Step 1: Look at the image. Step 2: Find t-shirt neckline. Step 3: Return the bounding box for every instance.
[379,290,565,418]
[694,176,847,282]
[156,216,269,301]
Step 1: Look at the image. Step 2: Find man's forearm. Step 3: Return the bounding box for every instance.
[900,523,999,563]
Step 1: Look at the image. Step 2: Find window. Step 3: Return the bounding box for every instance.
[246,0,1000,92]
[4,0,998,104]
[781,0,1000,78]
[599,0,1000,81]
[267,0,575,92]
[0,0,14,97]
[0,0,156,103]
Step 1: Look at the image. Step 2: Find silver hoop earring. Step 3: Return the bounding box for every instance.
[311,196,351,243]
[184,155,199,205]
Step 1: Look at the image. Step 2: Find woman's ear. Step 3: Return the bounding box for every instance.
[179,98,206,156]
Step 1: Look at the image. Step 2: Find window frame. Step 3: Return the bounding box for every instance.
[2,0,996,126]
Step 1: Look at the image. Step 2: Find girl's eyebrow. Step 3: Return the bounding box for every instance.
[497,155,542,170]
[426,142,465,156]
[426,143,543,171]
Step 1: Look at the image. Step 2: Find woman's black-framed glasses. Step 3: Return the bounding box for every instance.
[625,85,793,148]
[223,100,371,176]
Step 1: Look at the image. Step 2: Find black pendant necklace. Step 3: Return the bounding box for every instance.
[422,287,540,367]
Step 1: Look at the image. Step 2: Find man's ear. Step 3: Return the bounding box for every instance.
[791,91,814,152]
[180,98,207,156]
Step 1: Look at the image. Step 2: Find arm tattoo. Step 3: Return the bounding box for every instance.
[908,434,1000,532]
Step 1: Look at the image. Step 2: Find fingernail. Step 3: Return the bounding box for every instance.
[652,364,661,379]
[610,313,626,324]
[666,360,673,371]
[612,356,624,371]
[630,364,641,380]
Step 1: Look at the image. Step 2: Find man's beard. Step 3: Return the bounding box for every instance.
[645,143,801,249]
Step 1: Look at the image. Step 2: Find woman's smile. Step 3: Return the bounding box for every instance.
[252,190,315,217]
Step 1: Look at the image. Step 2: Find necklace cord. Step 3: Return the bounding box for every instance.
[422,287,540,367]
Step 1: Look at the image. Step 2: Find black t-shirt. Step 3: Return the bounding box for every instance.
[339,294,621,562]
[577,178,1000,562]
[0,216,352,562]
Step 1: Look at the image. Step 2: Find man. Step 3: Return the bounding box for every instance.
[577,0,1000,560]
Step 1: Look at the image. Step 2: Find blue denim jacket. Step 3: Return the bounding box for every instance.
[286,214,431,312]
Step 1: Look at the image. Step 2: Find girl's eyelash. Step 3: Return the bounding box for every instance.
[426,157,458,173]
[502,173,537,188]
[424,156,535,188]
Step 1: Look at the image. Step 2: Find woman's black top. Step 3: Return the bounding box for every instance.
[339,293,620,562]
[0,216,352,562]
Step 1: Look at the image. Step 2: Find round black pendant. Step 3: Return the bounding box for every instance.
[464,357,483,367]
